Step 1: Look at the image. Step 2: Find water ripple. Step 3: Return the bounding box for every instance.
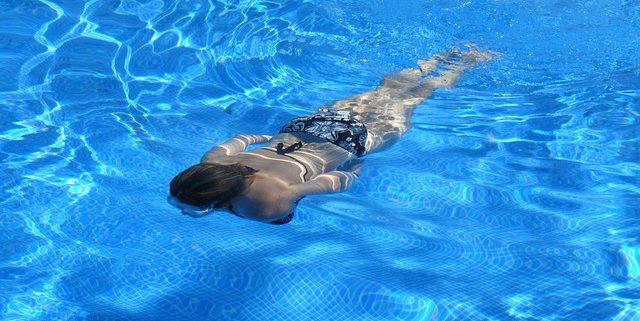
[1,0,639,320]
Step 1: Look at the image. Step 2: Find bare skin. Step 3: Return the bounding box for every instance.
[201,47,494,223]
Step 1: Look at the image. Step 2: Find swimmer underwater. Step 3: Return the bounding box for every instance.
[169,47,493,225]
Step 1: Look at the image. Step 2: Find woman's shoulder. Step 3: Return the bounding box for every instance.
[201,152,259,166]
[241,174,298,219]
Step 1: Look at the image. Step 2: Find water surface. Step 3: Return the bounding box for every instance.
[1,0,639,320]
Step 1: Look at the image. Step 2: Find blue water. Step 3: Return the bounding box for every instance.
[1,0,639,320]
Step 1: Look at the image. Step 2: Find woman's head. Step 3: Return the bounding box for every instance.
[169,163,257,208]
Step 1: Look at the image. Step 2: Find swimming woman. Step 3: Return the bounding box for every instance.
[169,47,493,224]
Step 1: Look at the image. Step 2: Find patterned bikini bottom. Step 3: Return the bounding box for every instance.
[279,109,368,157]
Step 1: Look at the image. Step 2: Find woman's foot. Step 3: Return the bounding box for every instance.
[422,45,495,89]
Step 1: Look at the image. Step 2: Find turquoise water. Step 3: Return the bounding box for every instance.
[1,0,639,320]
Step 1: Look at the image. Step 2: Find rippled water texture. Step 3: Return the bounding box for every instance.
[1,0,639,320]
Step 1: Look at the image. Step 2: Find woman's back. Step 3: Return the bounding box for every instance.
[203,132,354,185]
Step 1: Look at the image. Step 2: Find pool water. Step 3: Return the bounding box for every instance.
[1,0,639,320]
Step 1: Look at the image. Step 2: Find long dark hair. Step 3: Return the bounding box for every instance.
[169,163,257,207]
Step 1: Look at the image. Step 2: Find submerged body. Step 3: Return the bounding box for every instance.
[170,47,494,223]
[198,127,359,223]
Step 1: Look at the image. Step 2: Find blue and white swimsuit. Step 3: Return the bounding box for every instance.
[279,109,368,157]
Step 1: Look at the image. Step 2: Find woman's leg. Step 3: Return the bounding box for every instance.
[330,47,493,153]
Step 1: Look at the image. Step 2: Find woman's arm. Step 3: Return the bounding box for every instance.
[290,170,359,197]
[201,134,272,163]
